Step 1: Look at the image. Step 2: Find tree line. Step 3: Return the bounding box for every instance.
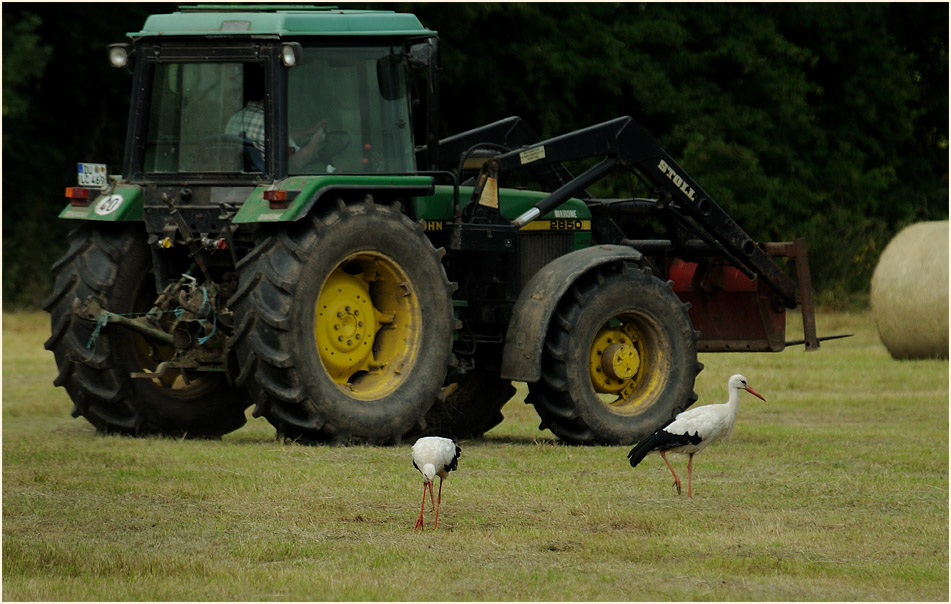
[3,2,947,309]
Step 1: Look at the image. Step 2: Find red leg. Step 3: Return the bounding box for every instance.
[433,477,444,530]
[660,451,682,495]
[687,453,694,499]
[414,481,428,530]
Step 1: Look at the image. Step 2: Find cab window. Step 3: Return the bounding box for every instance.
[143,62,266,174]
[287,45,415,174]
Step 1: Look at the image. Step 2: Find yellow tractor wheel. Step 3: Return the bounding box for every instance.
[527,262,701,445]
[314,252,421,400]
[230,197,454,444]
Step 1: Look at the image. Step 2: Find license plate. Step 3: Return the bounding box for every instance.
[77,163,108,187]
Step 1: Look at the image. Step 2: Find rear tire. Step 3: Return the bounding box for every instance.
[43,224,249,437]
[229,197,455,444]
[527,262,701,445]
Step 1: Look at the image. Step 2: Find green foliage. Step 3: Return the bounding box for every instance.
[2,13,53,118]
[2,3,947,309]
[1,4,152,310]
[406,2,948,304]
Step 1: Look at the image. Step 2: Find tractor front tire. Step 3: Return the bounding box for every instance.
[43,224,249,437]
[229,197,455,444]
[527,262,701,445]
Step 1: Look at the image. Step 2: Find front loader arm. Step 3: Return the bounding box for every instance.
[419,116,577,193]
[488,116,800,308]
[455,115,818,351]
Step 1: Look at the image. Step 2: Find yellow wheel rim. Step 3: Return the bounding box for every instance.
[588,315,667,415]
[314,252,421,400]
[134,337,184,388]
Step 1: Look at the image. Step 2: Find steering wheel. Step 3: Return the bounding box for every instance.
[321,129,352,159]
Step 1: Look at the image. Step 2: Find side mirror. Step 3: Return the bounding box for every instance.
[406,41,434,69]
[166,64,181,95]
[376,52,404,101]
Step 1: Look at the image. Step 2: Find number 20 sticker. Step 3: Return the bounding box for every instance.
[95,195,124,216]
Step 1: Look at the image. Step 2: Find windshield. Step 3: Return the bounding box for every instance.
[144,62,256,174]
[288,45,415,175]
[138,45,416,177]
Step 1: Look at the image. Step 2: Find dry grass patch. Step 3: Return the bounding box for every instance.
[3,310,947,600]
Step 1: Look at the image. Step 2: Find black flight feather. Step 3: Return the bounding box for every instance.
[444,445,461,473]
[627,419,702,468]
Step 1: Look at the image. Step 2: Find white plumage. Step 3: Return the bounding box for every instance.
[628,374,766,498]
[411,436,461,530]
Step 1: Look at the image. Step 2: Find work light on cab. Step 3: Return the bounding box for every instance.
[107,44,131,68]
[281,42,303,67]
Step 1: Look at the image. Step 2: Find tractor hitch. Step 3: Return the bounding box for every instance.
[72,296,175,347]
[71,266,231,381]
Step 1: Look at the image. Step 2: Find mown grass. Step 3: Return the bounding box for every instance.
[3,310,948,601]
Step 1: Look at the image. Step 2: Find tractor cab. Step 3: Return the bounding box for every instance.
[114,7,437,184]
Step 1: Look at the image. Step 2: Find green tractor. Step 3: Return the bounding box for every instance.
[46,5,819,445]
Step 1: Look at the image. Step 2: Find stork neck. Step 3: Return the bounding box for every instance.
[726,387,743,411]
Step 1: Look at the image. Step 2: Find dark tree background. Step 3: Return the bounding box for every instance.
[3,2,947,309]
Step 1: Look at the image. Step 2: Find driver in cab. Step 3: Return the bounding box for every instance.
[226,64,325,172]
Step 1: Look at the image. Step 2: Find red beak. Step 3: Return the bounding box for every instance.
[745,386,767,401]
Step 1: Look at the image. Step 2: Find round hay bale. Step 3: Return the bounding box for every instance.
[870,221,949,360]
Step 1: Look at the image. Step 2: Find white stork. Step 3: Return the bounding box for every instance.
[627,374,766,498]
[411,436,461,530]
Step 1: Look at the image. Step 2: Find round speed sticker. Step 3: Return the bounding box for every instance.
[95,195,124,216]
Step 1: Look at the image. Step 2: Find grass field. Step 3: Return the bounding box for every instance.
[3,309,948,601]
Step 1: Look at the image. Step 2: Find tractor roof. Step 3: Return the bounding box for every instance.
[130,5,436,39]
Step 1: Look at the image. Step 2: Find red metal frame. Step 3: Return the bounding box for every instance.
[667,238,819,353]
